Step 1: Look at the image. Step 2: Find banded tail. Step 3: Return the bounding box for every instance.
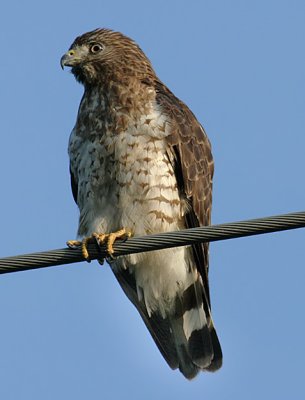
[112,262,222,379]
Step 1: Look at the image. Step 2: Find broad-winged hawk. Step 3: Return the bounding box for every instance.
[61,28,222,379]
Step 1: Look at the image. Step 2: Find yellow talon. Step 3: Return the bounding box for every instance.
[81,237,91,260]
[94,228,132,255]
[67,239,82,248]
[67,239,91,261]
[67,228,132,261]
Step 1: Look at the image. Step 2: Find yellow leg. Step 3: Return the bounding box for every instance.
[67,228,132,261]
[67,239,82,248]
[66,239,91,260]
[93,228,132,255]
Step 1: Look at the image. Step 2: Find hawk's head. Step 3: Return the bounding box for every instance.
[61,28,155,85]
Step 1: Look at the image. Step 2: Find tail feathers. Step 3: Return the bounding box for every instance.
[170,315,212,379]
[206,323,223,371]
[175,340,200,379]
[167,274,222,378]
[112,265,222,379]
[170,299,222,379]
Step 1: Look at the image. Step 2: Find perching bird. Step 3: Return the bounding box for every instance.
[61,28,222,379]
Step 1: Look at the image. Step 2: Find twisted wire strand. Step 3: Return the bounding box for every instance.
[0,210,305,275]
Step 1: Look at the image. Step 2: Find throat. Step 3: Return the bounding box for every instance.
[81,77,156,117]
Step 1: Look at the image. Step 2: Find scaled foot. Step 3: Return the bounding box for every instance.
[67,228,132,261]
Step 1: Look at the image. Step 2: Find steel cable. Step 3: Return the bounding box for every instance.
[0,210,304,274]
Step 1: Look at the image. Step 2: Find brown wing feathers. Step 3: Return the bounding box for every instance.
[156,81,222,372]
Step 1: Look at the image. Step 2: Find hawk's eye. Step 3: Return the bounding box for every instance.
[90,43,104,53]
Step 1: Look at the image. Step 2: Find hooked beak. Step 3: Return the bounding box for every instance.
[60,49,77,69]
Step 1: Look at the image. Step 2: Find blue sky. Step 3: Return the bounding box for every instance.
[0,1,305,399]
